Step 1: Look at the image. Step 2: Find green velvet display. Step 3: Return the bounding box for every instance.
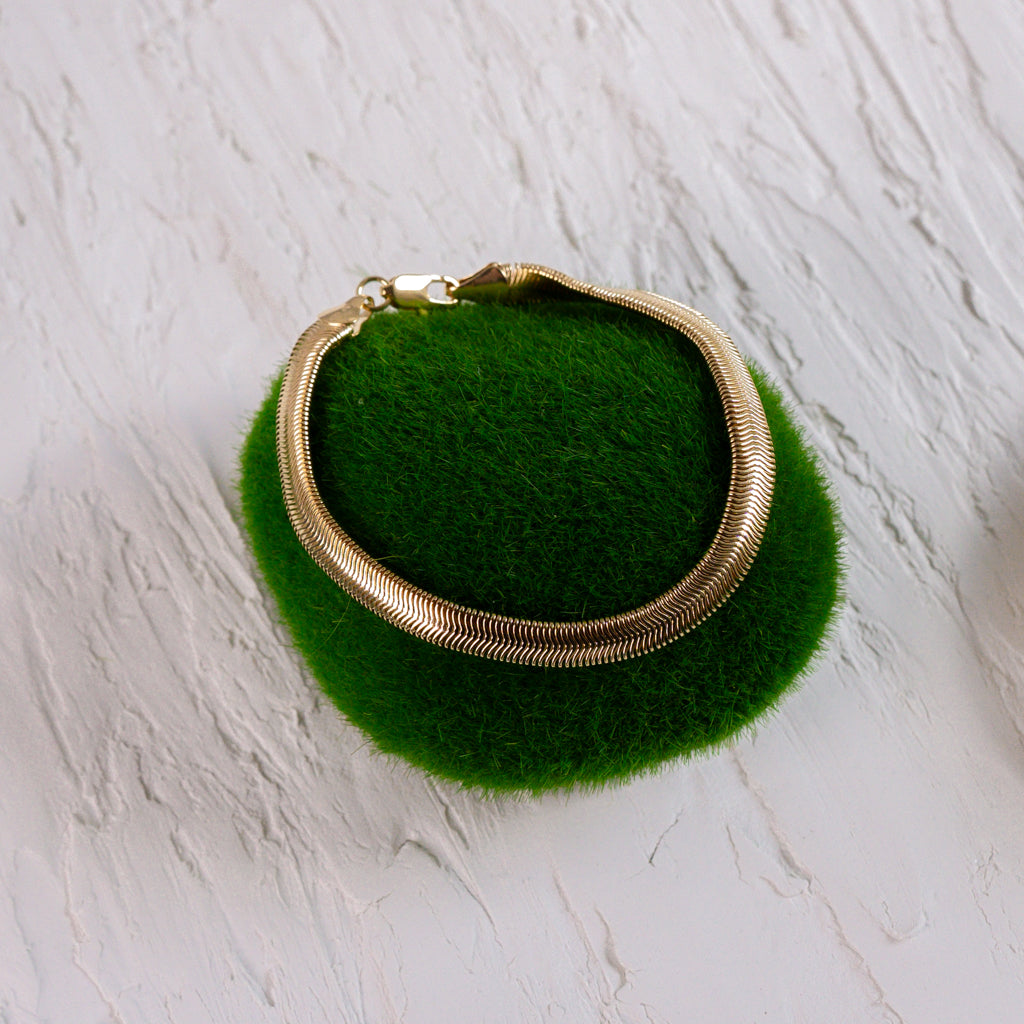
[240,301,842,793]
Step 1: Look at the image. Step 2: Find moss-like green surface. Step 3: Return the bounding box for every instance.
[240,302,842,793]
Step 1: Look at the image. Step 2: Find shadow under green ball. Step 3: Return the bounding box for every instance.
[240,302,842,794]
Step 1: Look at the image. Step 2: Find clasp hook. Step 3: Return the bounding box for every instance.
[386,274,459,309]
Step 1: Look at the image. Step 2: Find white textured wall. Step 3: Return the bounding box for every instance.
[2,1,1023,1020]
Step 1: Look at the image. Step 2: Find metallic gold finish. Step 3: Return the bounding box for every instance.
[355,276,390,311]
[388,273,459,308]
[276,263,775,667]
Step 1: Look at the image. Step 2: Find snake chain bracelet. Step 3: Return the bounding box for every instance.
[276,262,775,667]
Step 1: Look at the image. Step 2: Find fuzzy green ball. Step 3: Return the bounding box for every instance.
[240,301,842,793]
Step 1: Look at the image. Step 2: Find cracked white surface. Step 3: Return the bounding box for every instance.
[2,0,1024,1020]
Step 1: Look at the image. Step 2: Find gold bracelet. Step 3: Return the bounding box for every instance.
[276,263,775,667]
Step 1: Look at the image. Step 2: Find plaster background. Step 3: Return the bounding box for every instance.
[2,1,1024,1020]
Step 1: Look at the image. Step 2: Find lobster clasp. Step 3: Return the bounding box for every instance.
[387,273,459,309]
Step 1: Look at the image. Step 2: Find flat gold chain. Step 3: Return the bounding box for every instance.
[275,262,775,667]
